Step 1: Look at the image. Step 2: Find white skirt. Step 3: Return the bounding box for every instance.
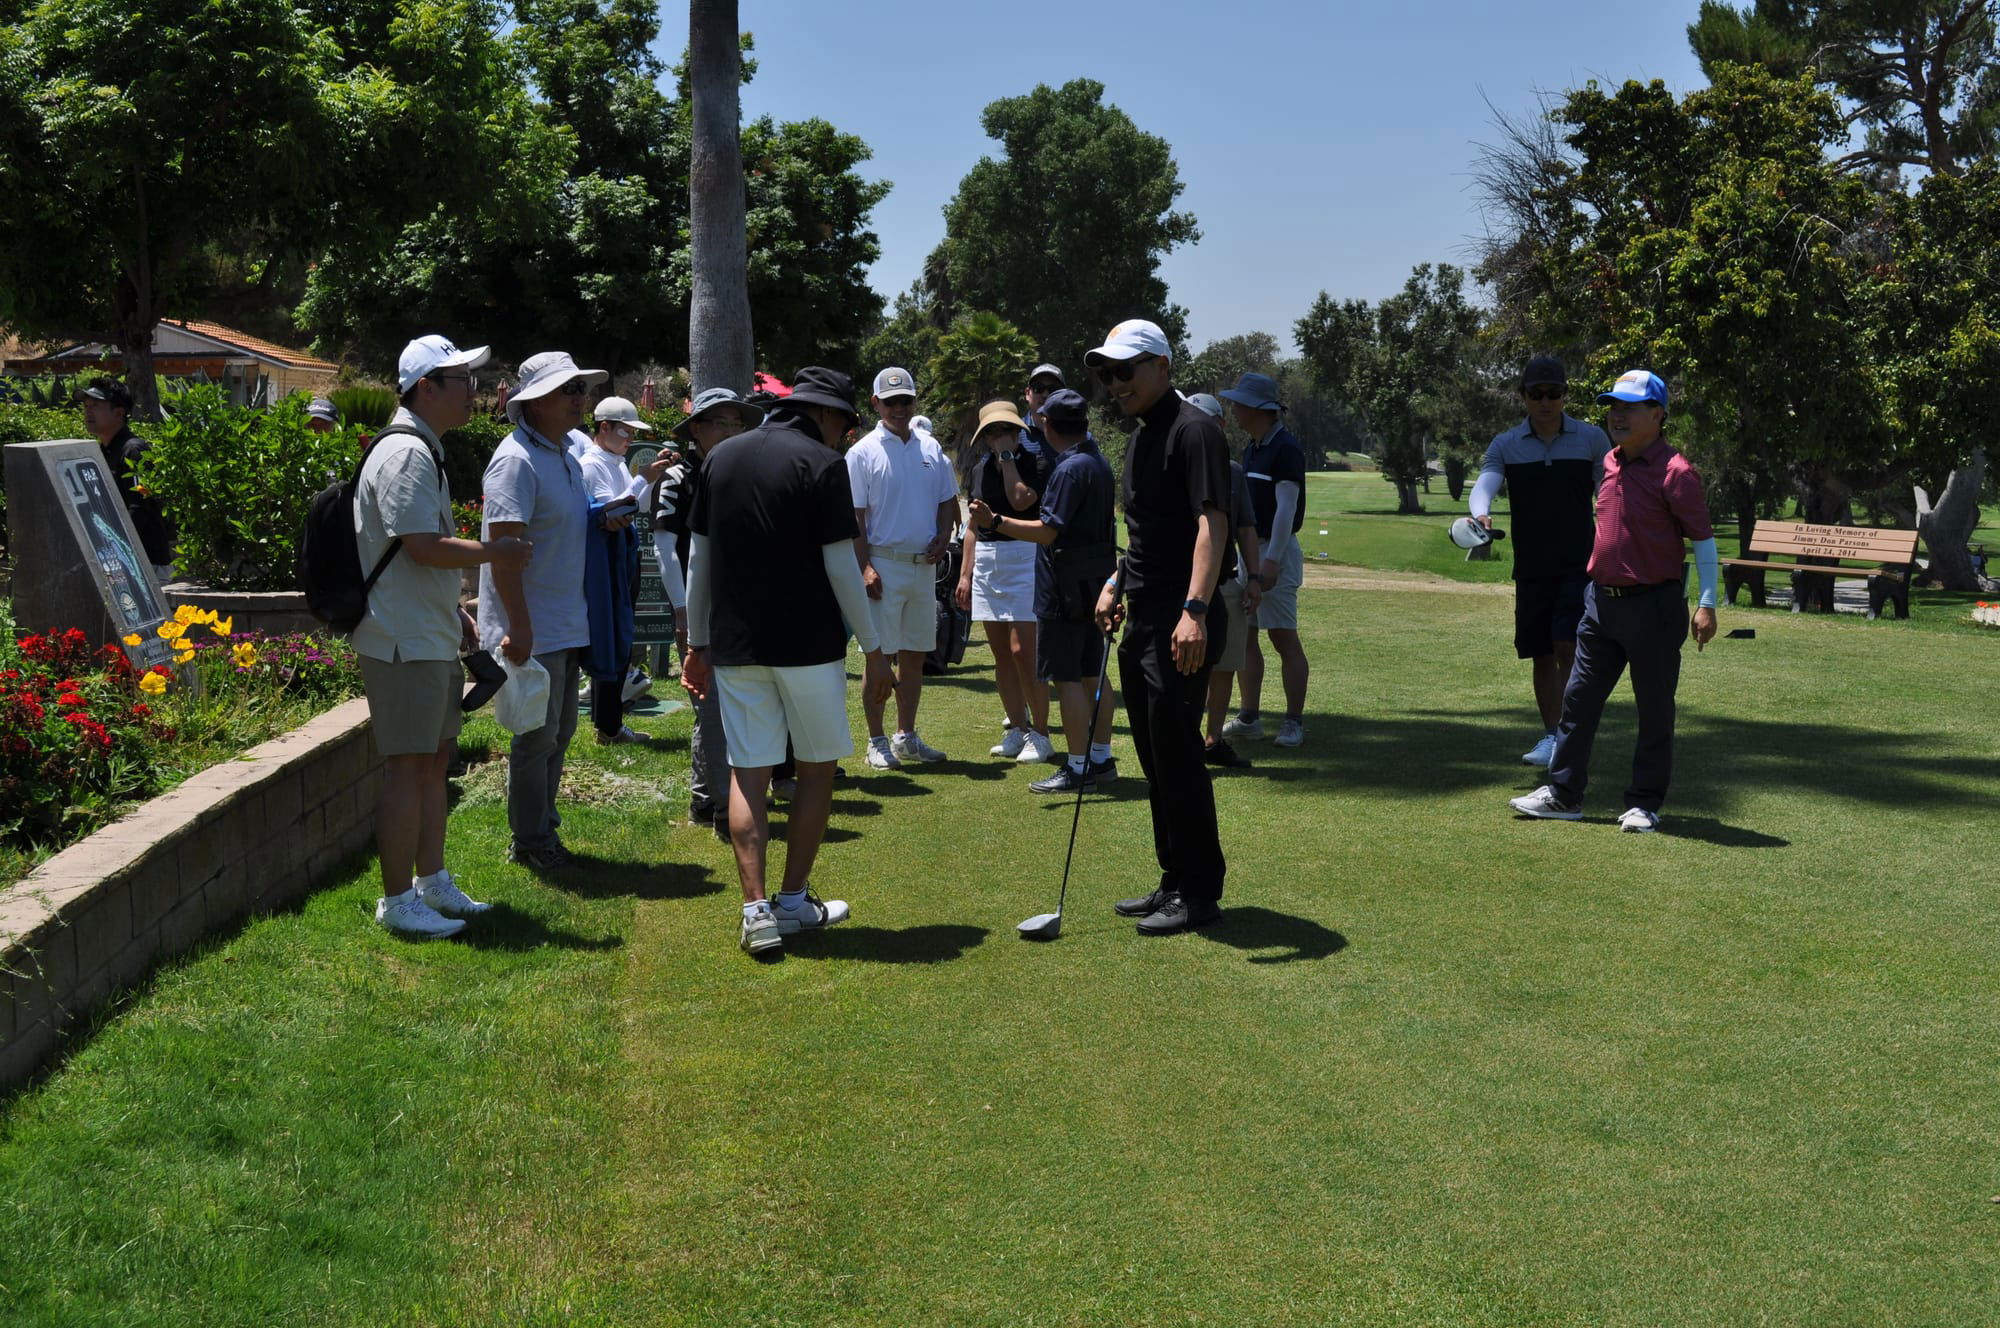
[970,537,1036,622]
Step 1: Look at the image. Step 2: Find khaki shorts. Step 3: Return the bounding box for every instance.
[360,655,465,757]
[1255,540,1304,631]
[1209,577,1248,672]
[868,555,940,654]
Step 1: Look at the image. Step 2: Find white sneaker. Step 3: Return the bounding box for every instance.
[1522,733,1557,768]
[865,737,902,770]
[1017,730,1057,764]
[891,730,947,763]
[417,870,492,916]
[740,905,783,955]
[771,890,850,932]
[376,892,467,938]
[1509,785,1583,820]
[622,668,653,703]
[1221,715,1265,740]
[1619,807,1660,833]
[1274,718,1304,748]
[990,726,1027,758]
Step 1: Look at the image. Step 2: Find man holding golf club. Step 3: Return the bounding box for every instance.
[1087,319,1232,935]
[1470,355,1612,769]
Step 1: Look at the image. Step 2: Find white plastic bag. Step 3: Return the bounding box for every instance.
[492,654,550,735]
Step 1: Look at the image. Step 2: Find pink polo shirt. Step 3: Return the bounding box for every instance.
[1586,440,1714,587]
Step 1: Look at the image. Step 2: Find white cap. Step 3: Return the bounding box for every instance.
[872,366,917,400]
[397,334,491,395]
[1083,319,1170,367]
[1186,392,1224,419]
[593,396,652,431]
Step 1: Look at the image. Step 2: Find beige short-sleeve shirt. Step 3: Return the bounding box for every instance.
[351,409,463,662]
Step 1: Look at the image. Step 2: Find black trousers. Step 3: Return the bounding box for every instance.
[1548,582,1689,813]
[1117,610,1227,906]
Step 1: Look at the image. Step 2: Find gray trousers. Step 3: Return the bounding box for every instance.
[509,647,581,850]
[688,683,728,819]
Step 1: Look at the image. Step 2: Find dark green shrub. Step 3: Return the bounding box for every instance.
[329,385,396,429]
[438,413,510,501]
[134,387,359,590]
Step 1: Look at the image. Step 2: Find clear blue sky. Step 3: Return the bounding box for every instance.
[658,1,1711,353]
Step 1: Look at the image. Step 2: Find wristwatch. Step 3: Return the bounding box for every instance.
[1183,598,1208,615]
[997,449,1017,463]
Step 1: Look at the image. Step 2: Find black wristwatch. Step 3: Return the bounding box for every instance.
[997,449,1017,463]
[1183,597,1208,615]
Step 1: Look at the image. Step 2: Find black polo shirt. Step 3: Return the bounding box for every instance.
[1120,391,1230,617]
[688,409,858,668]
[101,426,175,565]
[968,446,1044,542]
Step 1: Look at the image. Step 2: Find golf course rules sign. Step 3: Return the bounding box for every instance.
[4,440,177,670]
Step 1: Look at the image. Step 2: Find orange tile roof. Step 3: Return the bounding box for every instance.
[160,319,340,372]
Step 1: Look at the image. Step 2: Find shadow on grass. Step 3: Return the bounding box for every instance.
[779,923,989,964]
[1201,906,1348,965]
[540,857,724,901]
[1237,707,1996,816]
[456,903,625,952]
[1661,816,1789,848]
[848,774,935,797]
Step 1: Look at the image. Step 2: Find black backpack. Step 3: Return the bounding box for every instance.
[298,429,441,634]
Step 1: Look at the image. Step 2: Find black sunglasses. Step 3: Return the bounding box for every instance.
[1524,386,1566,402]
[1029,378,1063,392]
[558,381,590,397]
[1093,354,1157,386]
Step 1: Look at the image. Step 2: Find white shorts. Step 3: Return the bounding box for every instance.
[970,538,1036,622]
[1255,540,1305,631]
[713,660,854,769]
[868,555,939,654]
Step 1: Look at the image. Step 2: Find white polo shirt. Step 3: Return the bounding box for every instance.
[847,423,956,548]
[578,442,649,506]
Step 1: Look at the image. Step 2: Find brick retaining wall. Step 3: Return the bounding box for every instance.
[0,697,378,1091]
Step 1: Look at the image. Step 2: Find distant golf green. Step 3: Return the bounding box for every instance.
[2,511,1997,1324]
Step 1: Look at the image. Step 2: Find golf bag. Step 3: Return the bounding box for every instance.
[924,537,970,675]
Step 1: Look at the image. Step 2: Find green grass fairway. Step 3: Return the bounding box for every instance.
[2,576,1998,1325]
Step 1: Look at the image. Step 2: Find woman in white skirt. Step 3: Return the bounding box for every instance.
[957,400,1055,762]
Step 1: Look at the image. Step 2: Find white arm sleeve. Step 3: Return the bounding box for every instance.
[651,532,687,609]
[685,532,713,649]
[1692,537,1720,610]
[1469,469,1503,519]
[823,541,882,655]
[1264,481,1301,563]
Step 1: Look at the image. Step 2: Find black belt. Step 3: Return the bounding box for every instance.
[1595,579,1679,598]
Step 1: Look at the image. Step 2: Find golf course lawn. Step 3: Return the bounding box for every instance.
[1,533,1996,1325]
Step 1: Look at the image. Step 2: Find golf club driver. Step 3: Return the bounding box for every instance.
[1019,563,1122,941]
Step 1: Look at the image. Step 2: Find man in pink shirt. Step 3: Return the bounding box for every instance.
[1510,370,1720,832]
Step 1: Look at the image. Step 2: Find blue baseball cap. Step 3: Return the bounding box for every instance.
[1596,370,1668,407]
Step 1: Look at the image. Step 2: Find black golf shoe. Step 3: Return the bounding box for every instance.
[1030,763,1091,795]
[1202,740,1251,769]
[1136,893,1222,935]
[1113,887,1169,918]
[1086,756,1118,784]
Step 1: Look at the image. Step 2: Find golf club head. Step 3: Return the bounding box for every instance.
[1017,911,1062,940]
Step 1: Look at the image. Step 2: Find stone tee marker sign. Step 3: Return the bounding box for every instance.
[5,440,177,670]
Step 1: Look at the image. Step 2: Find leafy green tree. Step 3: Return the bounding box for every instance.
[1295,263,1482,514]
[0,0,385,417]
[858,283,946,389]
[922,311,1037,453]
[925,80,1199,369]
[1183,333,1282,397]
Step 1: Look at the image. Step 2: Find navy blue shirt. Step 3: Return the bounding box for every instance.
[1478,414,1611,581]
[1242,424,1307,540]
[1033,439,1115,621]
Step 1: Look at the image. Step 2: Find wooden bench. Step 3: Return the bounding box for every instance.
[1721,520,1919,619]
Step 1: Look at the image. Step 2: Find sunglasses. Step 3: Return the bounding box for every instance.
[1029,379,1063,393]
[1524,386,1565,402]
[1093,354,1157,386]
[558,381,589,397]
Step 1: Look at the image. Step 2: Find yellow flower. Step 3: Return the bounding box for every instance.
[172,648,195,665]
[209,615,234,637]
[156,620,187,640]
[231,642,259,668]
[138,672,168,695]
[197,608,220,624]
[122,633,143,647]
[173,604,202,624]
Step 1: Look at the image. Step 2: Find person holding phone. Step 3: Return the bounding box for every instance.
[580,396,675,744]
